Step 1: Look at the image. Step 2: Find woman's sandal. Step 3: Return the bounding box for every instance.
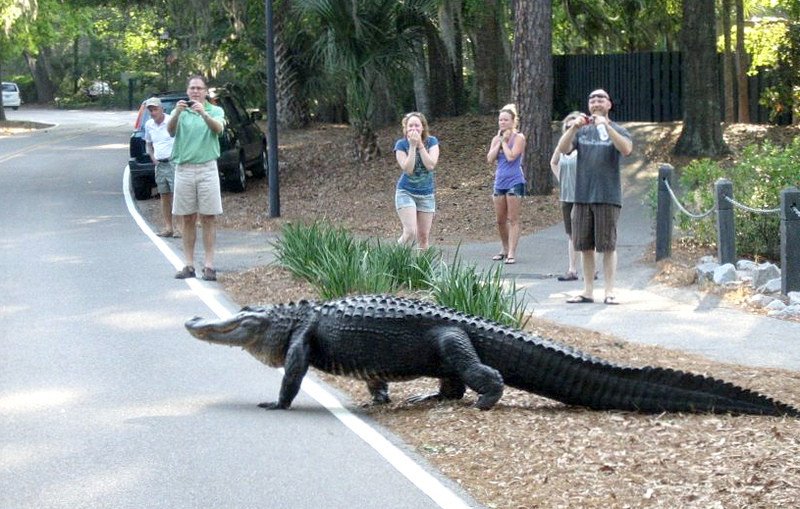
[504,257,516,265]
[566,295,594,304]
[492,253,507,261]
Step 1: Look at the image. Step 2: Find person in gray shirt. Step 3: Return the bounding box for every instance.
[556,89,633,305]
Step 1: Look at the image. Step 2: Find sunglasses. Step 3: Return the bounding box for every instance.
[588,93,609,100]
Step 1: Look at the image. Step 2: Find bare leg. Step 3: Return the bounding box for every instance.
[580,249,595,299]
[567,235,579,275]
[200,214,216,269]
[505,195,522,259]
[493,195,509,255]
[180,213,198,267]
[603,250,617,298]
[396,206,418,245]
[160,192,174,232]
[415,211,434,250]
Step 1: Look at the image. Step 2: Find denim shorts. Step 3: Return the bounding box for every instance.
[395,188,436,213]
[493,183,526,197]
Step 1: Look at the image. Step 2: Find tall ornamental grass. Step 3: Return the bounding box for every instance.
[271,222,529,328]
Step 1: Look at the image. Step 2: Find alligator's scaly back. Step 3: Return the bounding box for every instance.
[186,295,800,417]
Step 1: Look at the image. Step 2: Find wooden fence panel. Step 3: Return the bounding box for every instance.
[552,51,782,124]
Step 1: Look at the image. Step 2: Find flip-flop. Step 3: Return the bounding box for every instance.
[566,295,594,304]
[156,230,174,237]
[557,272,578,281]
[504,257,516,265]
[492,253,506,261]
[604,296,620,305]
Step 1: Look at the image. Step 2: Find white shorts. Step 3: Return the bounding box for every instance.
[172,160,223,216]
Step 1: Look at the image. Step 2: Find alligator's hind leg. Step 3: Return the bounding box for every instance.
[365,379,391,405]
[406,377,466,405]
[434,326,504,410]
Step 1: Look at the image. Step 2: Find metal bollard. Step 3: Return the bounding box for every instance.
[715,179,736,265]
[780,187,800,295]
[655,164,674,261]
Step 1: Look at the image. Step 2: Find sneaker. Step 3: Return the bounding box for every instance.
[175,266,196,279]
[202,267,217,281]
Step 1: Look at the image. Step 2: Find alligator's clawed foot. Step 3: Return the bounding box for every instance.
[474,389,503,410]
[258,401,288,410]
[405,392,444,405]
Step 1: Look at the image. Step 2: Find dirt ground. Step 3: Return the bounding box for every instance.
[130,116,800,507]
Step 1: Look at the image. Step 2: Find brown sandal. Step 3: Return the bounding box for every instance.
[175,266,196,279]
[202,267,217,281]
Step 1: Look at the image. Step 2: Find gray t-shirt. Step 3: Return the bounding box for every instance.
[558,151,577,203]
[570,122,631,206]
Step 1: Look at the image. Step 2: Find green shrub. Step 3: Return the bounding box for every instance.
[271,222,529,328]
[427,252,529,329]
[672,138,800,260]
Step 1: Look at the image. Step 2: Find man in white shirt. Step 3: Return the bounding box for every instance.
[144,97,180,237]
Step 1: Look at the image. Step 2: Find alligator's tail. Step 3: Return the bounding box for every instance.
[505,347,799,417]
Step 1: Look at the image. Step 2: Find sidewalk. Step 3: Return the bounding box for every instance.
[202,122,800,373]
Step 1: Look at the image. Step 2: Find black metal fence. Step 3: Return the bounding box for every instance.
[553,52,789,124]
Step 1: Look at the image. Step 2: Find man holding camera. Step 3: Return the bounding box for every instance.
[167,75,226,282]
[556,88,633,305]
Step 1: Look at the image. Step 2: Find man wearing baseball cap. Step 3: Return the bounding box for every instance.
[143,96,180,238]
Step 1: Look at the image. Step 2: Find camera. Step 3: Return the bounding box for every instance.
[185,100,196,107]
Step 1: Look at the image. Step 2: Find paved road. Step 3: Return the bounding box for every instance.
[0,108,480,509]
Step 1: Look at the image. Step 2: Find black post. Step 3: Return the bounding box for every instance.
[715,178,735,265]
[265,0,280,217]
[780,187,800,295]
[655,164,674,261]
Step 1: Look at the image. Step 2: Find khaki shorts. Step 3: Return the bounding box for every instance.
[571,203,620,252]
[172,160,223,216]
[154,160,176,194]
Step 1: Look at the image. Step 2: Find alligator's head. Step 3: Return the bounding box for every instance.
[185,304,302,367]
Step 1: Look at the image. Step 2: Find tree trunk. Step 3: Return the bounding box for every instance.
[426,24,455,117]
[23,48,57,103]
[437,0,465,115]
[722,0,735,123]
[412,39,431,118]
[674,0,728,157]
[735,0,750,123]
[0,64,6,122]
[511,0,552,196]
[273,0,309,130]
[471,0,510,113]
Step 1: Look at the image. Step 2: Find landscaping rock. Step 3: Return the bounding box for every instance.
[752,263,781,288]
[736,259,758,271]
[696,262,719,282]
[713,264,737,285]
[758,278,783,295]
[788,292,800,306]
[748,294,775,307]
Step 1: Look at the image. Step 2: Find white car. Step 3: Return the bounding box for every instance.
[2,82,21,109]
[86,81,114,99]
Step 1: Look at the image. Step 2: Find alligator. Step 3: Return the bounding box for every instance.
[185,294,799,416]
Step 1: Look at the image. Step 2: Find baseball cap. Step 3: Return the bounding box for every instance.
[144,97,162,108]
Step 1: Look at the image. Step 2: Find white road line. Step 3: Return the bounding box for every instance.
[122,166,474,509]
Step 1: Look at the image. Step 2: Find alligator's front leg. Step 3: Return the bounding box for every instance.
[365,379,391,406]
[258,321,315,410]
[412,326,504,410]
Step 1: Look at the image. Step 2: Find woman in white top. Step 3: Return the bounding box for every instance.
[550,112,582,281]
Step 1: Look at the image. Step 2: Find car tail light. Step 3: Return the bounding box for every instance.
[133,105,145,130]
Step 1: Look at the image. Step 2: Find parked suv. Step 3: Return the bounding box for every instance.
[2,82,22,109]
[128,86,267,200]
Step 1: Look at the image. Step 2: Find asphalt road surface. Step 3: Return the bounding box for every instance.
[0,108,480,509]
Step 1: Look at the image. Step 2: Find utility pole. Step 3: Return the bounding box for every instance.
[265,0,280,217]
